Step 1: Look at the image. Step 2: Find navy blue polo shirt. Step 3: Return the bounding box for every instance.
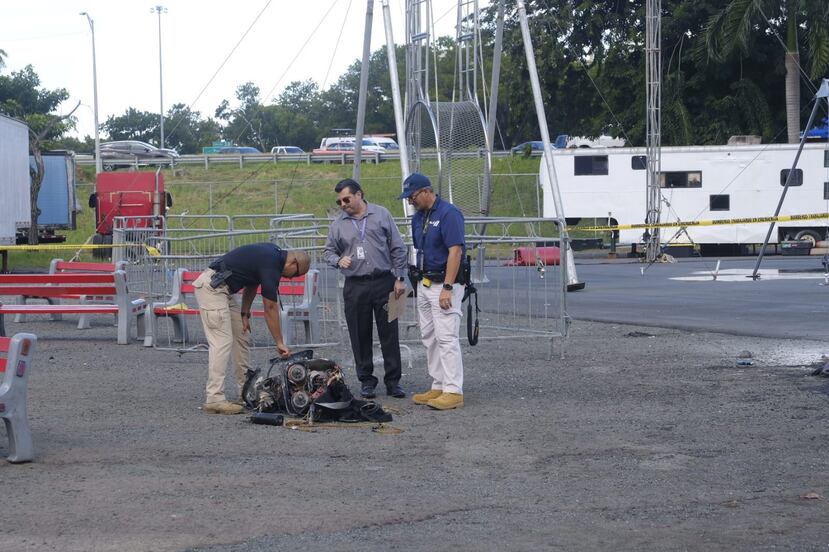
[209,243,287,301]
[411,196,466,271]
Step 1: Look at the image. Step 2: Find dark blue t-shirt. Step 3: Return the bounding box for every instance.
[411,196,465,271]
[210,243,287,301]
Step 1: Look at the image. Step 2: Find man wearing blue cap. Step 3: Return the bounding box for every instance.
[399,173,466,410]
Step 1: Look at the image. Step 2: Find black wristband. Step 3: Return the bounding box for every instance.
[241,312,251,319]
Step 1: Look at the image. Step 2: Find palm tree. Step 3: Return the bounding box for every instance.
[704,0,829,143]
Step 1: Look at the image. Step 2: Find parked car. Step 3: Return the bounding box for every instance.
[99,140,179,171]
[270,146,305,154]
[511,141,545,155]
[311,141,383,163]
[217,146,261,154]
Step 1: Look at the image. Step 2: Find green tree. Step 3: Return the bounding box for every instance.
[704,0,829,143]
[164,103,221,154]
[216,82,268,150]
[102,108,160,144]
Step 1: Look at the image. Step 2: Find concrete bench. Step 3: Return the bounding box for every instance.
[0,332,36,463]
[0,271,146,345]
[151,269,320,346]
[14,258,127,329]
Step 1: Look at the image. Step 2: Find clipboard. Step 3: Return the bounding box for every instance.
[387,290,406,322]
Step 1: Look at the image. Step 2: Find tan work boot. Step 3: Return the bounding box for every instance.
[203,400,245,415]
[426,392,464,410]
[413,389,443,405]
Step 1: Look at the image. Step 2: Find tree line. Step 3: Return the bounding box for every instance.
[2,0,827,155]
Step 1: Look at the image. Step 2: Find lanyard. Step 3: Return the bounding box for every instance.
[350,217,367,242]
[417,210,433,270]
[421,210,432,236]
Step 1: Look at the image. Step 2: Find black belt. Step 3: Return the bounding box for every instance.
[346,271,392,281]
[421,271,446,282]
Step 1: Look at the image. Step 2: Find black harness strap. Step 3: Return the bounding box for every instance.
[463,282,480,346]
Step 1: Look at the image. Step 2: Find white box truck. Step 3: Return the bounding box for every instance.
[0,114,31,245]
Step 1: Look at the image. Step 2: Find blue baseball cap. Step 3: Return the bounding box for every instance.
[398,173,432,199]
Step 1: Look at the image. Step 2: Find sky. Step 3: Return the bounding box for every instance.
[1,0,461,140]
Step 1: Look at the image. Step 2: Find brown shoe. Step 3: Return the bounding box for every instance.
[203,400,245,415]
[426,392,464,410]
[412,389,443,405]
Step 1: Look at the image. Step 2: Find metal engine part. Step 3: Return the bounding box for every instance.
[243,350,350,418]
[286,363,307,384]
[291,390,310,411]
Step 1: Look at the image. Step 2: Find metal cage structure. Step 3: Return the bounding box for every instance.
[405,99,492,217]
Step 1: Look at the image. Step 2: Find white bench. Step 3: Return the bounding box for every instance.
[0,332,36,463]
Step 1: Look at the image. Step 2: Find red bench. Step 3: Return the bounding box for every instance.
[151,268,320,347]
[14,258,127,329]
[0,271,147,345]
[0,332,36,463]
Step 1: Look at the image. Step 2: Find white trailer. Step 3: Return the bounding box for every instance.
[540,142,829,247]
[0,115,31,245]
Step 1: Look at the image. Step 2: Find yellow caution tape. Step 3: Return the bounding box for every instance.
[0,243,161,257]
[579,212,829,232]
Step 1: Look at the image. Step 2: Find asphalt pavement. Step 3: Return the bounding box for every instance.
[563,255,829,341]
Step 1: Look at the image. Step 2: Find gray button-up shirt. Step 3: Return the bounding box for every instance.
[324,202,407,278]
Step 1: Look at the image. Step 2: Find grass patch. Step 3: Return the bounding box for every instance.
[9,156,607,269]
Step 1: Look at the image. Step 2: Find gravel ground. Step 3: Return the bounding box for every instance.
[1,315,828,552]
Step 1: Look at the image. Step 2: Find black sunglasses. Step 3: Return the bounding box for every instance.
[336,196,352,206]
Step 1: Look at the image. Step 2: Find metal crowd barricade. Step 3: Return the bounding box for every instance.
[115,213,568,358]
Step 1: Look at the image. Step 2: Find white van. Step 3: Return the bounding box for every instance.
[319,135,398,152]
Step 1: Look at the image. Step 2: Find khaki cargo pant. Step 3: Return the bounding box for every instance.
[416,281,465,394]
[193,269,251,404]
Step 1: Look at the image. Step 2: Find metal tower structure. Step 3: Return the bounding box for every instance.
[644,0,662,262]
[455,0,479,103]
[405,0,432,110]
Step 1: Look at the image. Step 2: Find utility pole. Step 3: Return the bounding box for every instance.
[353,0,374,181]
[151,5,167,149]
[80,12,101,174]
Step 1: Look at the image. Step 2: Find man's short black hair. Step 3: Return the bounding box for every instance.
[334,178,363,195]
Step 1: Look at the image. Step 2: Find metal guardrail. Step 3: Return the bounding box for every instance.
[75,150,535,169]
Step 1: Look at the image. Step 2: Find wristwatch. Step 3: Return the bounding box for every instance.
[397,276,405,282]
[241,312,251,319]
[442,283,454,291]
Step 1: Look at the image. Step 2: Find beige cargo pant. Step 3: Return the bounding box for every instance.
[193,269,251,404]
[416,281,465,394]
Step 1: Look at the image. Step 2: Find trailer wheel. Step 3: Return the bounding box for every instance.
[794,229,821,247]
[92,233,113,260]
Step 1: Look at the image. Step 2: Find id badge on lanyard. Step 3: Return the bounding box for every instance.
[352,217,367,260]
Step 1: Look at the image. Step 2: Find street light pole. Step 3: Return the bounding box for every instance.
[80,12,102,174]
[151,5,167,149]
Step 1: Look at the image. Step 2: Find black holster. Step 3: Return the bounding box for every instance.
[209,261,232,288]
[407,265,422,297]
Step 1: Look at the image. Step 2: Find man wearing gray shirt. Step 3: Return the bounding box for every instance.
[324,179,408,399]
